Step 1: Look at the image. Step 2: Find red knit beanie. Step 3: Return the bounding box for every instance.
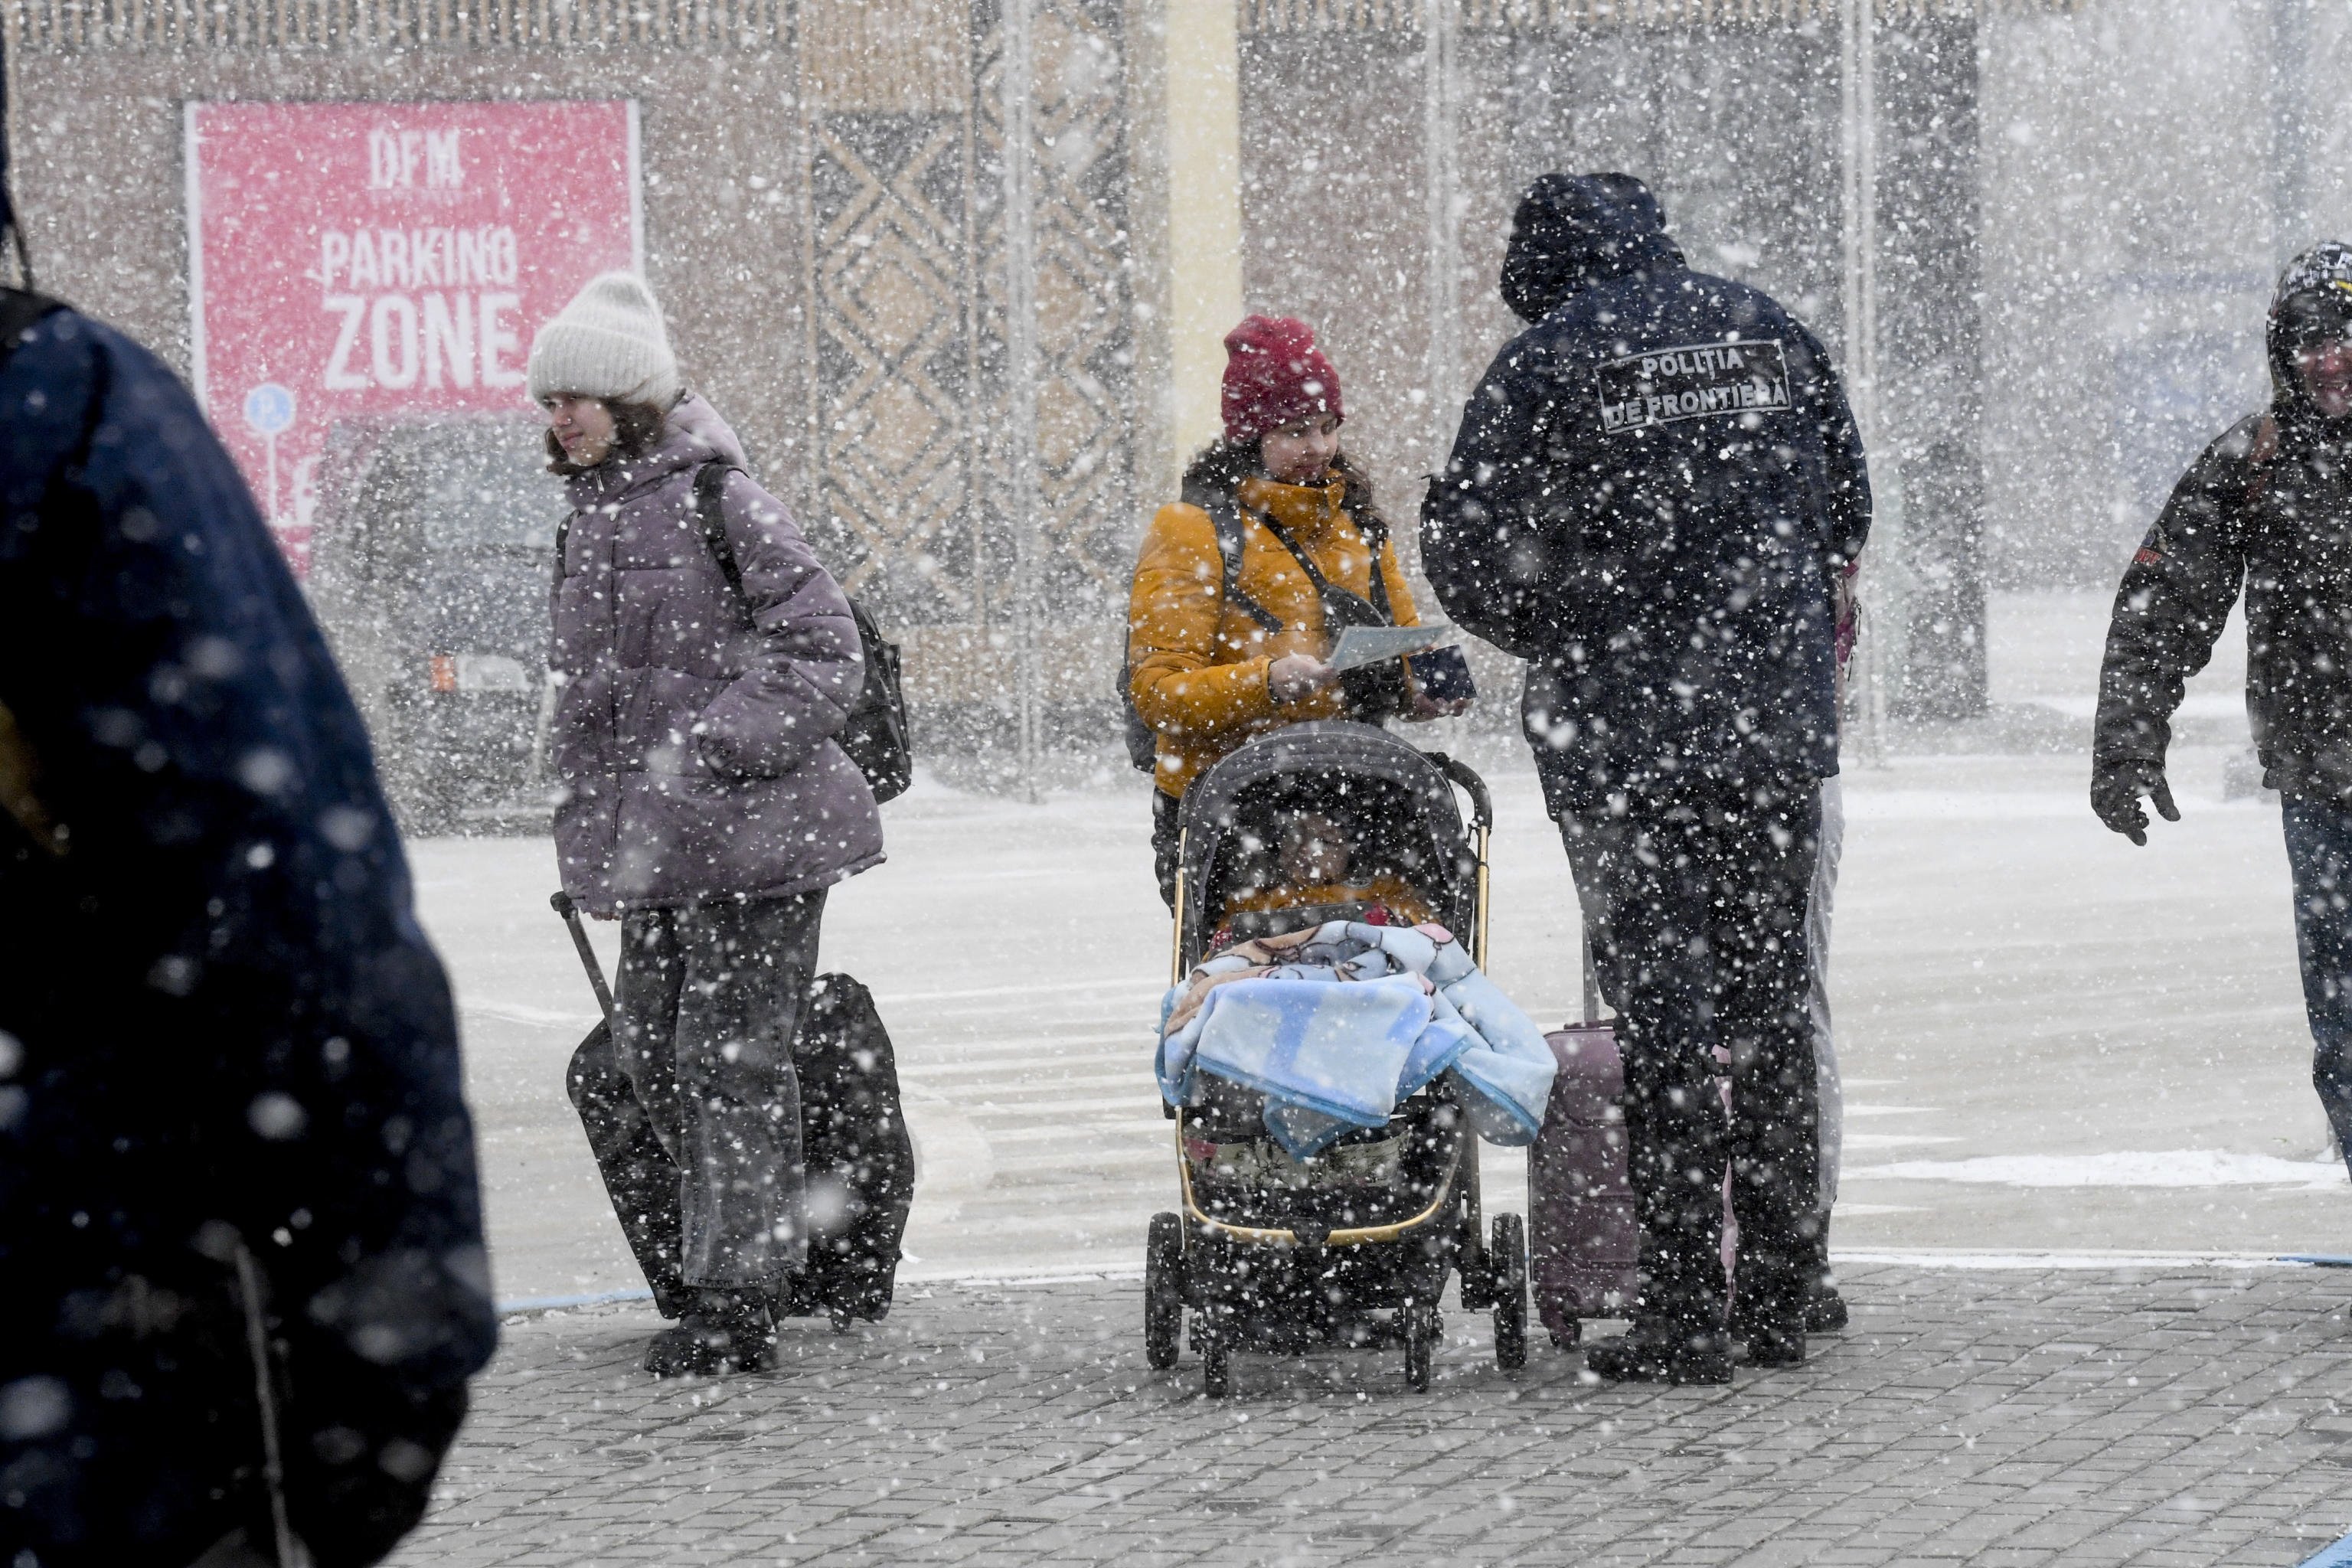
[1220,315,1343,446]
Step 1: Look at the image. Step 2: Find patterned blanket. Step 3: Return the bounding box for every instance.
[1156,922,1556,1159]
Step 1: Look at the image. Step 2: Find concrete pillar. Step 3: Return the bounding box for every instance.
[1163,0,1244,467]
[1878,18,1988,722]
[2272,0,2314,269]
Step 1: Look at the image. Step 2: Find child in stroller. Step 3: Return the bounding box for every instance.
[1182,787,1444,1230]
[1212,799,1436,945]
[1145,721,1552,1395]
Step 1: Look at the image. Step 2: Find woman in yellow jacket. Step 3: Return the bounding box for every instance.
[1128,315,1465,905]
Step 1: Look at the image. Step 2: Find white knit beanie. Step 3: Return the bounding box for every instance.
[527,272,683,409]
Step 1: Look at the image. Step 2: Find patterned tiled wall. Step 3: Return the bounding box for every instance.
[798,0,1140,706]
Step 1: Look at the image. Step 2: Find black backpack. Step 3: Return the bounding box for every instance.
[689,462,912,802]
[1116,483,1281,773]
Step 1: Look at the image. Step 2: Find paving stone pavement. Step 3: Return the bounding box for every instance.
[393,1263,2352,1567]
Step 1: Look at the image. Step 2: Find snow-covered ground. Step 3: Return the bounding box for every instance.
[410,591,2343,1307]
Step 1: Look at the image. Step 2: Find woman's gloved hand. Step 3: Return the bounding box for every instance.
[1268,654,1338,704]
[1407,688,1472,721]
[2091,754,2179,846]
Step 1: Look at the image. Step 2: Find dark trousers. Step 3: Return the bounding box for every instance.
[2278,797,2352,1179]
[567,891,825,1302]
[1556,782,1823,1333]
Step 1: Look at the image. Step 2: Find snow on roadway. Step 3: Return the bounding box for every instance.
[409,738,2350,1308]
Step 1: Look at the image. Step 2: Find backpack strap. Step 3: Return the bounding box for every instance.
[2243,412,2280,508]
[1335,487,1395,622]
[690,460,750,619]
[1253,508,1393,629]
[1184,485,1282,633]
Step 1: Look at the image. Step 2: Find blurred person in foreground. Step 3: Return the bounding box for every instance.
[2095,243,2352,1183]
[0,116,495,1568]
[1423,173,1870,1383]
[534,274,883,1377]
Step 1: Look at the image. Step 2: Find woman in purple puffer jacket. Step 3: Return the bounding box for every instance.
[531,273,883,1377]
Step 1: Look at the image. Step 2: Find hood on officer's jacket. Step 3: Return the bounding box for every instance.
[2268,240,2352,418]
[1499,172,1685,325]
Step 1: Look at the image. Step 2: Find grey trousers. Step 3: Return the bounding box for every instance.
[1808,774,1845,1208]
[609,891,825,1289]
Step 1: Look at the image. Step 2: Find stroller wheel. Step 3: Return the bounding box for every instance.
[1202,1334,1233,1398]
[1548,1316,1582,1351]
[1145,1213,1184,1371]
[1403,1302,1434,1393]
[1491,1214,1527,1371]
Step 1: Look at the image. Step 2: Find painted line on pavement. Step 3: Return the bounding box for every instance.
[903,1262,1148,1286]
[1832,1248,2295,1270]
[462,1000,603,1031]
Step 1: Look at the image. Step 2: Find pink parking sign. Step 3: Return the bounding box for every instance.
[185,100,641,571]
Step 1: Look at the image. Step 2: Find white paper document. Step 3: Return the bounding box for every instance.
[1325,623,1455,673]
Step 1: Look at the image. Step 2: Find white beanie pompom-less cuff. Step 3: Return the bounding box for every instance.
[526,271,684,410]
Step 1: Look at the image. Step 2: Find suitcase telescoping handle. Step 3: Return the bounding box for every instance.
[549,890,615,1026]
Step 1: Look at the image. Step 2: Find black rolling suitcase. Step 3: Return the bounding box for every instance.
[777,972,914,1325]
[551,892,914,1328]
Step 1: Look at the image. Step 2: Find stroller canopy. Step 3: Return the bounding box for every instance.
[1175,722,1481,965]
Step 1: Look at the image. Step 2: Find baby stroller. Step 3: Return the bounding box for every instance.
[1144,720,1528,1395]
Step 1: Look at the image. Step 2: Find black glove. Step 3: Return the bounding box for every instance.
[2092,754,2179,846]
[1338,658,1408,722]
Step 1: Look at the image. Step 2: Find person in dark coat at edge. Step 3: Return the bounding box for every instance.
[0,80,496,1568]
[2094,242,2352,1183]
[534,274,884,1378]
[1423,173,1870,1384]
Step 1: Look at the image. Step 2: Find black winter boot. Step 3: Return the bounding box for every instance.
[1726,1298,1808,1367]
[1742,1314,1806,1367]
[1583,1315,1731,1386]
[1805,1208,1847,1333]
[1727,1245,1809,1367]
[643,1289,776,1377]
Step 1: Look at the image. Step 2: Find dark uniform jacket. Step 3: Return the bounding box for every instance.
[0,296,495,1568]
[1422,174,1870,813]
[2096,253,2352,800]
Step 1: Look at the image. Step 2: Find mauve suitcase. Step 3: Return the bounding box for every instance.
[1527,937,1736,1348]
[1530,1021,1639,1346]
[1529,941,1639,1346]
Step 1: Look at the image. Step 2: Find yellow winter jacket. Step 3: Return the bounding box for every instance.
[1126,470,1423,799]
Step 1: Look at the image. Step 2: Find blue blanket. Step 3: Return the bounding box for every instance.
[1158,922,1556,1158]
